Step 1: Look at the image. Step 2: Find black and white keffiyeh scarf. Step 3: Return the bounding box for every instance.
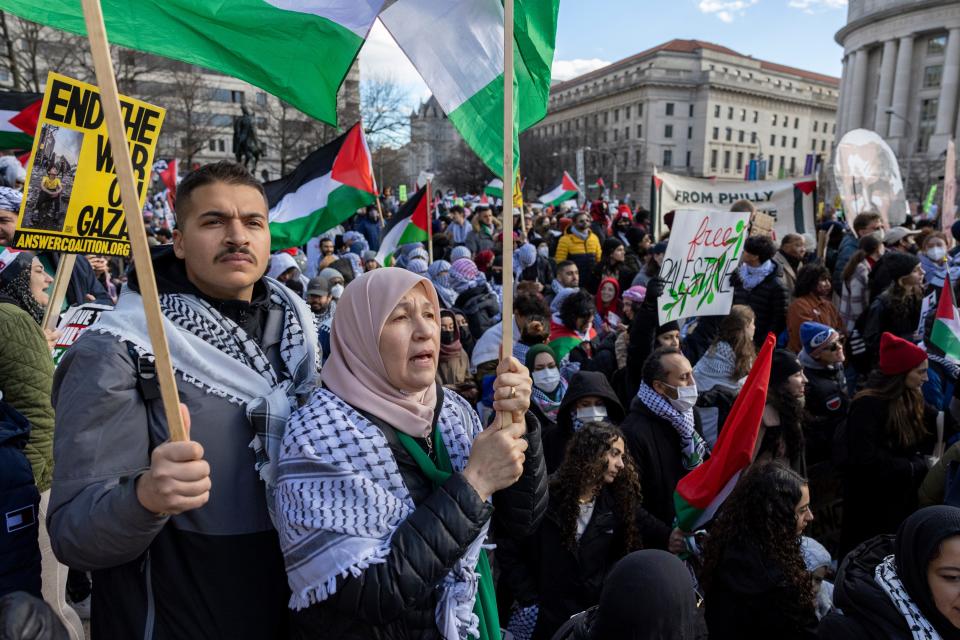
[637,382,709,470]
[92,279,319,513]
[928,352,960,382]
[875,554,941,640]
[275,388,490,639]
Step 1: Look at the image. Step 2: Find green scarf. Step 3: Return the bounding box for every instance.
[396,429,499,640]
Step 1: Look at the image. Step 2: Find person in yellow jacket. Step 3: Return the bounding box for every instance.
[555,211,602,289]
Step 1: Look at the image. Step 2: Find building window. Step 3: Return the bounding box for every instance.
[603,112,609,125]
[794,117,799,129]
[832,123,836,134]
[256,92,267,106]
[208,139,216,151]
[625,127,630,140]
[688,126,693,140]
[638,103,644,116]
[727,106,734,120]
[738,130,745,143]
[779,156,785,170]
[623,151,629,166]
[772,114,778,126]
[663,149,673,166]
[614,108,620,123]
[637,125,643,138]
[726,128,732,142]
[918,97,939,151]
[782,135,787,147]
[625,106,631,119]
[790,157,796,175]
[792,137,797,148]
[821,140,826,152]
[751,131,757,144]
[924,65,943,88]
[811,139,817,151]
[689,104,695,118]
[736,152,744,172]
[771,134,776,146]
[753,110,759,123]
[929,34,947,56]
[665,124,674,138]
[603,131,608,143]
[636,149,643,165]
[614,129,619,141]
[713,127,719,140]
[711,149,718,169]
[740,108,746,122]
[714,104,721,118]
[686,150,692,167]
[724,150,731,171]
[813,120,819,133]
[666,102,675,116]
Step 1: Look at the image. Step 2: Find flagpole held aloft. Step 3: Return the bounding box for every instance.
[80,0,186,442]
[426,179,434,263]
[42,253,76,332]
[501,0,515,361]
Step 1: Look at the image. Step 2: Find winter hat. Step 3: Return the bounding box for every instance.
[474,249,494,273]
[0,186,22,212]
[879,332,926,376]
[319,267,345,284]
[951,219,960,244]
[306,276,329,296]
[623,285,647,304]
[800,321,839,357]
[0,248,30,284]
[656,320,679,337]
[651,241,668,255]
[408,246,429,263]
[450,245,472,262]
[406,258,429,276]
[883,251,921,284]
[362,250,378,262]
[770,349,803,386]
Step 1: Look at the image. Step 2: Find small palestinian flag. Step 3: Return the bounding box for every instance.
[484,178,504,199]
[265,122,377,251]
[932,273,960,360]
[0,90,41,150]
[376,185,429,266]
[538,171,579,206]
[588,177,605,190]
[674,332,775,532]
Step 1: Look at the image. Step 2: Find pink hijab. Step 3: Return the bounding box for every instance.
[321,267,441,437]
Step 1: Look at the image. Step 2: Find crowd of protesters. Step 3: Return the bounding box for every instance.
[4,159,960,640]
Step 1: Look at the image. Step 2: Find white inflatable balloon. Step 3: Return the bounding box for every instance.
[834,128,909,226]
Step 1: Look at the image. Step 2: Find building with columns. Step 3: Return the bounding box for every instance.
[524,39,839,206]
[835,0,960,197]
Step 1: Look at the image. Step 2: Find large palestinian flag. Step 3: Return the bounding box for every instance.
[538,171,580,206]
[932,273,960,360]
[375,185,429,266]
[0,90,41,150]
[0,1,380,127]
[265,123,377,251]
[674,332,775,532]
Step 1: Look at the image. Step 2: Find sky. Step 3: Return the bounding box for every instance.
[359,0,849,110]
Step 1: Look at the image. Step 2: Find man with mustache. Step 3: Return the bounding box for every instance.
[46,162,319,639]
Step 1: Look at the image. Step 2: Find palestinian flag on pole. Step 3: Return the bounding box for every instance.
[376,185,429,266]
[0,1,380,128]
[484,178,504,199]
[674,332,776,532]
[265,123,377,251]
[932,274,960,360]
[538,171,580,206]
[589,177,606,190]
[380,0,560,178]
[0,90,41,150]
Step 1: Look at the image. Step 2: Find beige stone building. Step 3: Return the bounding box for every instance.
[835,0,960,198]
[527,39,840,206]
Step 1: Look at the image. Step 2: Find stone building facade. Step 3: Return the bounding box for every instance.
[526,39,839,206]
[835,0,960,198]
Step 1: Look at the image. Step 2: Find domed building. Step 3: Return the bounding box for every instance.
[836,0,960,193]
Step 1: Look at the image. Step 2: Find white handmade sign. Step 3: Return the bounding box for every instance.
[658,209,751,325]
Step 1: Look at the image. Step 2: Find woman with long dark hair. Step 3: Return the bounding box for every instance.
[692,304,756,394]
[862,253,924,363]
[498,422,668,640]
[839,234,882,332]
[786,263,844,353]
[838,332,936,556]
[701,462,818,639]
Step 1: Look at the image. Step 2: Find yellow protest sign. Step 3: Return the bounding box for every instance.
[13,71,165,257]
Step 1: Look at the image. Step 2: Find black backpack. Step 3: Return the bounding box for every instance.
[0,397,41,599]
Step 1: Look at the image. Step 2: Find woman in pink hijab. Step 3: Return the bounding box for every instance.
[275,267,548,640]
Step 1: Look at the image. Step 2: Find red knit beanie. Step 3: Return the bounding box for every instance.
[879,332,927,376]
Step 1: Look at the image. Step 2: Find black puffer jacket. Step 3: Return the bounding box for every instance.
[802,361,848,466]
[543,372,625,473]
[290,388,548,640]
[732,265,789,348]
[817,535,907,639]
[0,399,40,599]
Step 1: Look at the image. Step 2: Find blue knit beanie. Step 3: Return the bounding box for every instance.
[800,321,838,356]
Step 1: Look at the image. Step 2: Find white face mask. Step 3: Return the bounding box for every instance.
[663,382,698,413]
[870,229,885,242]
[576,405,608,423]
[927,247,946,262]
[532,367,561,393]
[330,283,345,299]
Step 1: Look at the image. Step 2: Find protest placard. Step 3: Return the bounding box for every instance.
[12,71,165,258]
[51,302,112,365]
[652,169,817,241]
[658,209,751,325]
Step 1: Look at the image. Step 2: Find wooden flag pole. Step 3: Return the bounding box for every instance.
[500,0,515,360]
[427,179,434,263]
[80,0,187,442]
[42,253,77,332]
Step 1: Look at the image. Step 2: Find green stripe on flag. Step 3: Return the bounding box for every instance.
[447,74,519,178]
[0,131,32,150]
[0,0,366,126]
[932,319,960,361]
[269,184,374,250]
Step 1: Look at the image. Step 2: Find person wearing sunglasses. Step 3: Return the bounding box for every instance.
[798,322,849,466]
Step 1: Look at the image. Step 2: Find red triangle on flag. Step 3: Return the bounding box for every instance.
[331,123,376,195]
[794,180,817,196]
[561,171,578,192]
[410,187,430,232]
[9,99,41,137]
[160,159,177,193]
[937,273,956,321]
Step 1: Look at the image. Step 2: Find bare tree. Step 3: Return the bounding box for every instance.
[0,15,82,92]
[265,97,340,175]
[440,140,491,194]
[157,67,220,167]
[361,74,410,150]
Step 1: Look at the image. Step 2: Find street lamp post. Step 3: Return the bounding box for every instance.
[885,107,913,201]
